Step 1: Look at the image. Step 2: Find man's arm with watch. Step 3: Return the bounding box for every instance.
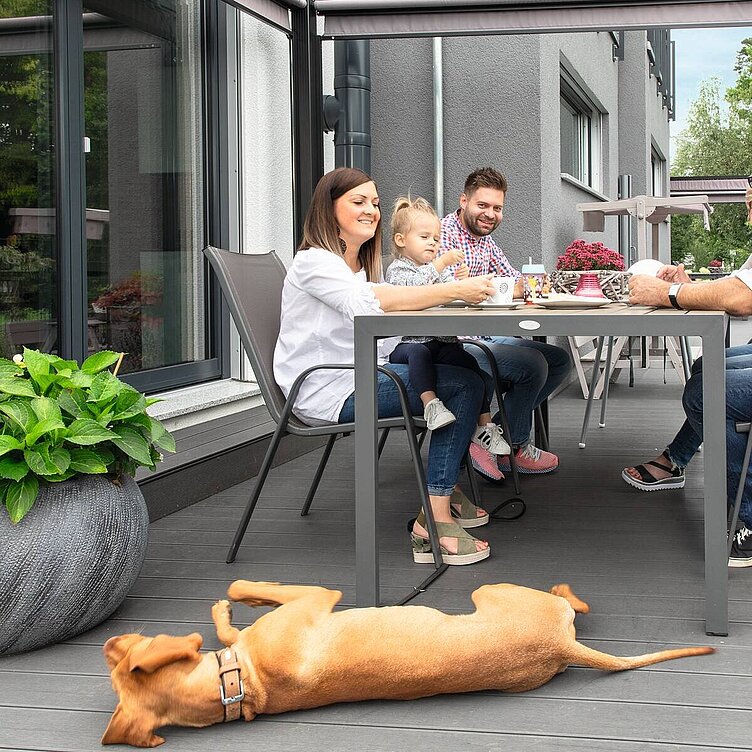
[628,272,752,317]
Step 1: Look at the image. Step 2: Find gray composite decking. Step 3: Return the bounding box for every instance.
[2,368,751,752]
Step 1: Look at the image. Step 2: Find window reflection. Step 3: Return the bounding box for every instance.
[83,2,204,374]
[0,3,56,359]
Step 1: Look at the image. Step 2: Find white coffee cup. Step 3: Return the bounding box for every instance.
[488,275,515,304]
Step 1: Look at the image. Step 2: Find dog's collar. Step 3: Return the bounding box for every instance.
[215,647,244,722]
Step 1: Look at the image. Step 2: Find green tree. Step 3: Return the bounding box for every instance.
[671,73,752,268]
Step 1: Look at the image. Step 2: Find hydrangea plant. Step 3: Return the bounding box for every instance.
[556,240,626,272]
[0,348,175,523]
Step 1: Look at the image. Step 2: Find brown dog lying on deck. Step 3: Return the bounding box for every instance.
[102,580,714,747]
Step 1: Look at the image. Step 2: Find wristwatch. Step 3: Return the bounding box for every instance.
[668,283,683,310]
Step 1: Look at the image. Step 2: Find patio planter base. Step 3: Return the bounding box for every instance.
[0,474,148,656]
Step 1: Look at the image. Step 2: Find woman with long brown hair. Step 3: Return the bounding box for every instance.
[274,168,496,564]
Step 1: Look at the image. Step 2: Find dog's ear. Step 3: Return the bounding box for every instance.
[103,634,145,670]
[128,633,203,673]
[101,704,165,747]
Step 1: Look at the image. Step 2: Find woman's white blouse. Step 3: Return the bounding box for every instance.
[273,248,398,426]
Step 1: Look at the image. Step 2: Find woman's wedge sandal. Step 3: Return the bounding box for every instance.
[410,514,490,565]
[449,488,489,528]
[621,458,685,491]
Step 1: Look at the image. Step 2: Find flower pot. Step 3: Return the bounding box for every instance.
[0,474,149,656]
[573,272,606,298]
[550,270,629,301]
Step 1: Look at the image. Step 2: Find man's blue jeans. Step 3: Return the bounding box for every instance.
[338,364,487,497]
[665,343,752,527]
[465,337,572,445]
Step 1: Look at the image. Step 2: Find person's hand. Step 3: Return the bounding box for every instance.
[656,263,691,283]
[454,274,495,304]
[435,248,465,272]
[454,262,470,280]
[628,274,671,307]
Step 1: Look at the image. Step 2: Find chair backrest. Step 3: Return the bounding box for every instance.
[203,246,288,423]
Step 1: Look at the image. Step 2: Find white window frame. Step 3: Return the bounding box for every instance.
[651,142,666,197]
[560,65,602,192]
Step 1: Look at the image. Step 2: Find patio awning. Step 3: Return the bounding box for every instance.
[314,0,752,39]
[670,176,747,204]
[577,194,713,259]
[227,0,307,33]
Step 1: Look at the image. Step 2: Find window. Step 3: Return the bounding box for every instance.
[83,2,205,377]
[0,3,56,360]
[651,146,666,197]
[560,68,602,190]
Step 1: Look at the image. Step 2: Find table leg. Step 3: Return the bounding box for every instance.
[354,322,380,607]
[702,329,728,635]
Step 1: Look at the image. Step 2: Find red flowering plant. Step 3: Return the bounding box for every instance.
[91,273,162,314]
[556,240,626,272]
[708,259,723,269]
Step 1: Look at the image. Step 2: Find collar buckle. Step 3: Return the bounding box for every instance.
[220,679,245,706]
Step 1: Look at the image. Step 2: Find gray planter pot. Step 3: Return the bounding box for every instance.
[0,474,149,656]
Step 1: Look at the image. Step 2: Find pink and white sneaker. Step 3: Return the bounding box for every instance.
[469,443,505,483]
[497,443,559,474]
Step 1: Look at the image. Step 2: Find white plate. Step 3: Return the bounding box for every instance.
[535,296,612,309]
[474,301,523,309]
[443,301,522,309]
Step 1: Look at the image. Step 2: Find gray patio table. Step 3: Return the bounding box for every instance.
[353,303,729,635]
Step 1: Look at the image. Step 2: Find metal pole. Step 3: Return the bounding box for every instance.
[333,40,370,172]
[432,37,444,216]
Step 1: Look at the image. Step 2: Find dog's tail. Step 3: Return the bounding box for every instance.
[568,642,715,672]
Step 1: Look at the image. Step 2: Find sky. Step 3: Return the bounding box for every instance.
[670,26,751,159]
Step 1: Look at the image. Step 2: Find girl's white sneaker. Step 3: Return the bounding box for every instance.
[424,398,456,430]
[472,422,511,455]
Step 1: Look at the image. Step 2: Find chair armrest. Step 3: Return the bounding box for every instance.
[457,338,510,393]
[283,363,419,431]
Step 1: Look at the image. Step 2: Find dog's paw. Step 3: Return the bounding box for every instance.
[212,599,232,621]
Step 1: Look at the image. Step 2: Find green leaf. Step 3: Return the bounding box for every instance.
[40,471,76,483]
[149,417,176,453]
[22,347,51,382]
[58,389,88,419]
[68,448,109,474]
[30,396,63,424]
[0,400,37,433]
[0,376,37,398]
[81,350,121,374]
[24,445,57,475]
[67,371,93,389]
[50,357,79,373]
[87,371,123,405]
[0,456,28,481]
[65,418,117,445]
[112,389,145,420]
[0,435,23,457]
[6,475,39,523]
[49,447,71,474]
[33,373,60,397]
[25,417,66,446]
[110,425,152,466]
[0,359,21,378]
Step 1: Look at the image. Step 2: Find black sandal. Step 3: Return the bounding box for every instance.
[621,457,685,491]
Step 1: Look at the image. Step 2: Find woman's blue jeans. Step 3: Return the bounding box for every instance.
[465,337,572,445]
[665,343,752,527]
[338,364,486,497]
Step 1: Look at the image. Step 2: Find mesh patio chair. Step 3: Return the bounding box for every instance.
[204,246,487,597]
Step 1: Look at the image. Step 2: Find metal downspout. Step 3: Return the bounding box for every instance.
[333,40,371,172]
[432,37,444,216]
